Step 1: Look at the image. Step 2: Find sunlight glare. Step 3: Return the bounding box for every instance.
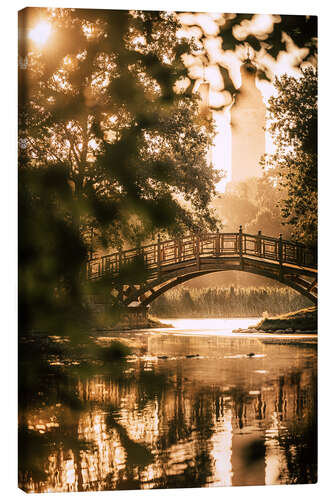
[29,21,52,48]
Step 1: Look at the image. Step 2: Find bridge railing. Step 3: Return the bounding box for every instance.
[86,230,317,280]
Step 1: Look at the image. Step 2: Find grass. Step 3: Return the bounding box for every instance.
[254,306,317,331]
[149,286,312,318]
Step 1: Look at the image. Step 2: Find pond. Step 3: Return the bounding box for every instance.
[18,318,317,492]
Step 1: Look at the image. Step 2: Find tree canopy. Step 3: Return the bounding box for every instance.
[19,8,219,244]
[264,68,317,245]
[18,8,220,335]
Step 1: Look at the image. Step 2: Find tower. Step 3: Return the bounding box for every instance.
[231,59,266,183]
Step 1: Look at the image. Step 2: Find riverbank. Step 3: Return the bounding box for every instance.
[232,306,317,334]
[93,315,173,333]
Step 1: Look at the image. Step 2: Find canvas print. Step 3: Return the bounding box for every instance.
[18,7,317,492]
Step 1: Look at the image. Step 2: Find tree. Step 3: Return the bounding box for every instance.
[18,8,219,336]
[19,8,219,240]
[264,68,317,245]
[212,176,291,238]
[212,182,257,231]
[245,175,292,238]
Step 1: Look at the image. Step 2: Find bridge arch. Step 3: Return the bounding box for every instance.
[127,265,317,307]
[87,230,317,306]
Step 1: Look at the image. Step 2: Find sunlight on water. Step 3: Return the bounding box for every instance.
[19,320,317,492]
[163,317,260,334]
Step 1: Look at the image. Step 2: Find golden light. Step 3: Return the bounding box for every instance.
[28,20,52,47]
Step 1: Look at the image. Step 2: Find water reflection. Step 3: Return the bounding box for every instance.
[18,323,317,492]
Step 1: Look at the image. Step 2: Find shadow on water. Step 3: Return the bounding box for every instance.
[18,329,317,492]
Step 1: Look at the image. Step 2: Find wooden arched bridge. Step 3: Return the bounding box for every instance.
[87,227,317,306]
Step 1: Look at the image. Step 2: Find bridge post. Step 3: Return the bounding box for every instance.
[215,231,220,255]
[89,227,94,260]
[239,225,244,269]
[118,248,123,273]
[196,235,201,270]
[157,233,161,279]
[279,234,283,281]
[257,230,262,257]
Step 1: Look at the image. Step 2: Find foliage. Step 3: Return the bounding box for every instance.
[219,14,317,62]
[180,13,317,96]
[18,8,219,336]
[264,68,317,245]
[213,176,292,238]
[213,182,257,231]
[149,286,311,318]
[19,8,219,239]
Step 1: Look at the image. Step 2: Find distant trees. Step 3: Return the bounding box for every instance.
[214,68,318,247]
[213,176,291,238]
[18,8,219,335]
[149,286,311,318]
[265,68,317,245]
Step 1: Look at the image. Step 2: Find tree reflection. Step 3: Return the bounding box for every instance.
[18,336,317,491]
[277,371,317,484]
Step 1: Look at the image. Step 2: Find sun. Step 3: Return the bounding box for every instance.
[28,21,52,48]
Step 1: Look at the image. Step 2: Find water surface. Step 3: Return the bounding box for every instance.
[18,318,317,492]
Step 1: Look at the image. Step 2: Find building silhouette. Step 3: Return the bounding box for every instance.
[231,59,266,183]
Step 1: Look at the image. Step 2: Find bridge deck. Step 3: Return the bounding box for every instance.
[87,230,317,281]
